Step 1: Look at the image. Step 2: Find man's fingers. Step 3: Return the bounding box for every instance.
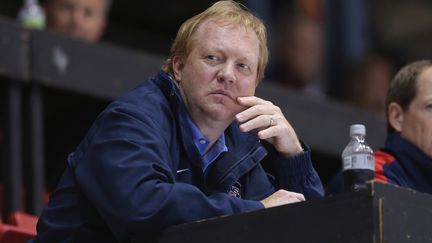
[237,96,267,106]
[236,104,271,123]
[235,96,276,121]
[256,122,289,140]
[239,114,273,132]
[236,96,302,157]
[295,193,306,201]
[260,190,305,208]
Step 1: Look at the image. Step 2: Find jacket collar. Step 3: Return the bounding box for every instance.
[385,133,432,192]
[204,124,267,190]
[153,71,203,167]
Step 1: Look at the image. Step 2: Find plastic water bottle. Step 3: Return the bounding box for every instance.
[17,0,46,29]
[342,124,375,192]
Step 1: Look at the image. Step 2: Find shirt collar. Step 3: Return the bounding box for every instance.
[186,115,228,172]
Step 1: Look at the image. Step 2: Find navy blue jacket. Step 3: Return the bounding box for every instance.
[374,133,432,193]
[327,133,432,194]
[32,71,323,242]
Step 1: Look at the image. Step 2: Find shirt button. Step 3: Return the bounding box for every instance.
[199,139,206,145]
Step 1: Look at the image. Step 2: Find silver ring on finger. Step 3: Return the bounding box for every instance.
[269,116,274,127]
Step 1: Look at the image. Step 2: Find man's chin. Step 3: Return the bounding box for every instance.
[203,106,237,122]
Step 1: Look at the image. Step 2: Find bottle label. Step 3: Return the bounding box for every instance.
[343,154,374,170]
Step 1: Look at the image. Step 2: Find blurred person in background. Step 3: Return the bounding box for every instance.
[41,0,112,190]
[42,0,110,42]
[346,55,395,118]
[327,60,432,194]
[268,5,326,99]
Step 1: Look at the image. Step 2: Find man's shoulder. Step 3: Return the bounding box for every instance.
[375,149,396,167]
[121,76,163,101]
[107,77,169,114]
[375,149,396,184]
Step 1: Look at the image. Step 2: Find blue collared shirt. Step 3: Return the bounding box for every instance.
[186,115,228,172]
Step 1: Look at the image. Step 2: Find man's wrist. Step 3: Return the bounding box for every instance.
[280,145,304,158]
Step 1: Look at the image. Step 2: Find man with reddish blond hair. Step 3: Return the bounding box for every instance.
[32,1,323,242]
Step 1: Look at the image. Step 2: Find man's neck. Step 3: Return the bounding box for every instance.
[191,114,231,152]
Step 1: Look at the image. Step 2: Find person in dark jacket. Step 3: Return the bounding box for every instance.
[32,1,324,242]
[327,60,432,194]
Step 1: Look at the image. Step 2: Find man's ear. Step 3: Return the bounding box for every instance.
[388,102,404,132]
[172,56,184,81]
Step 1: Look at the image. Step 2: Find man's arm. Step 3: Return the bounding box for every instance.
[235,96,324,199]
[265,143,324,199]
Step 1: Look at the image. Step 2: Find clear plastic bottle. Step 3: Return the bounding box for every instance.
[17,0,46,29]
[342,124,375,192]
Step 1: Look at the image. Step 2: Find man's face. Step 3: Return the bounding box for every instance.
[173,20,259,123]
[400,67,432,158]
[45,0,107,42]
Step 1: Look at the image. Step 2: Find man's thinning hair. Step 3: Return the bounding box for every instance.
[162,0,268,83]
[386,60,432,133]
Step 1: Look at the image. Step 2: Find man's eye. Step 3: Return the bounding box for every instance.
[84,8,97,18]
[206,55,218,61]
[238,63,250,70]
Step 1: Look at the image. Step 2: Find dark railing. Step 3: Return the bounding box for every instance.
[160,182,432,243]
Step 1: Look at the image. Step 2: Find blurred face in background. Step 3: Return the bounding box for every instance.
[282,16,323,84]
[353,58,393,117]
[44,0,107,42]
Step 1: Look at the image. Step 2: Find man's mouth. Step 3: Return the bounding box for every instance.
[209,90,235,101]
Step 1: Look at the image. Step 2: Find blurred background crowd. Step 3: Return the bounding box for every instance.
[3,0,432,116]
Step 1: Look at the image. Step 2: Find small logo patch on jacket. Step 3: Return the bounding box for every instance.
[227,182,242,198]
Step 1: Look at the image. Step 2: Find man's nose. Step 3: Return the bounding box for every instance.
[217,63,236,84]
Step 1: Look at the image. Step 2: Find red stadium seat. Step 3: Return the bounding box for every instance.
[8,211,38,234]
[0,220,35,243]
